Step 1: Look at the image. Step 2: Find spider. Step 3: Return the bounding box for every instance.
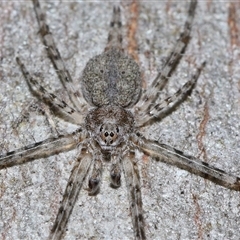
[1,0,240,239]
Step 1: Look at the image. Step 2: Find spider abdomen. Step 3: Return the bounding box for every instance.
[81,48,142,108]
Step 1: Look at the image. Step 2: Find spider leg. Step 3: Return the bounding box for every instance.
[87,150,103,195]
[32,0,87,112]
[137,61,206,127]
[0,128,86,169]
[132,134,240,191]
[136,0,197,113]
[11,100,59,137]
[49,144,92,240]
[38,101,60,137]
[122,147,146,240]
[110,151,122,188]
[105,6,123,51]
[17,57,84,125]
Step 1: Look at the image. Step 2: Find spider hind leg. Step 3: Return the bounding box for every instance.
[105,6,123,51]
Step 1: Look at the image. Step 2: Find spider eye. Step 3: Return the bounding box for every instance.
[110,132,114,137]
[104,132,109,137]
[116,127,119,133]
[100,126,103,132]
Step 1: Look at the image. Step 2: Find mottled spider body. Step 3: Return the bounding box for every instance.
[1,0,240,240]
[82,48,142,107]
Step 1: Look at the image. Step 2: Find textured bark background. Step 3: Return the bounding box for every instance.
[0,1,240,240]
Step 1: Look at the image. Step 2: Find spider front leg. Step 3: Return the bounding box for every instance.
[136,0,197,114]
[32,0,87,113]
[49,143,93,240]
[132,134,240,191]
[0,129,85,169]
[110,150,122,188]
[87,150,103,196]
[122,147,146,240]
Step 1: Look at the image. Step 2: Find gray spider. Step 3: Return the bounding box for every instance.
[0,0,240,239]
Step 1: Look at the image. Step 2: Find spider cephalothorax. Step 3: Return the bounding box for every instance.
[85,105,135,194]
[86,105,134,151]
